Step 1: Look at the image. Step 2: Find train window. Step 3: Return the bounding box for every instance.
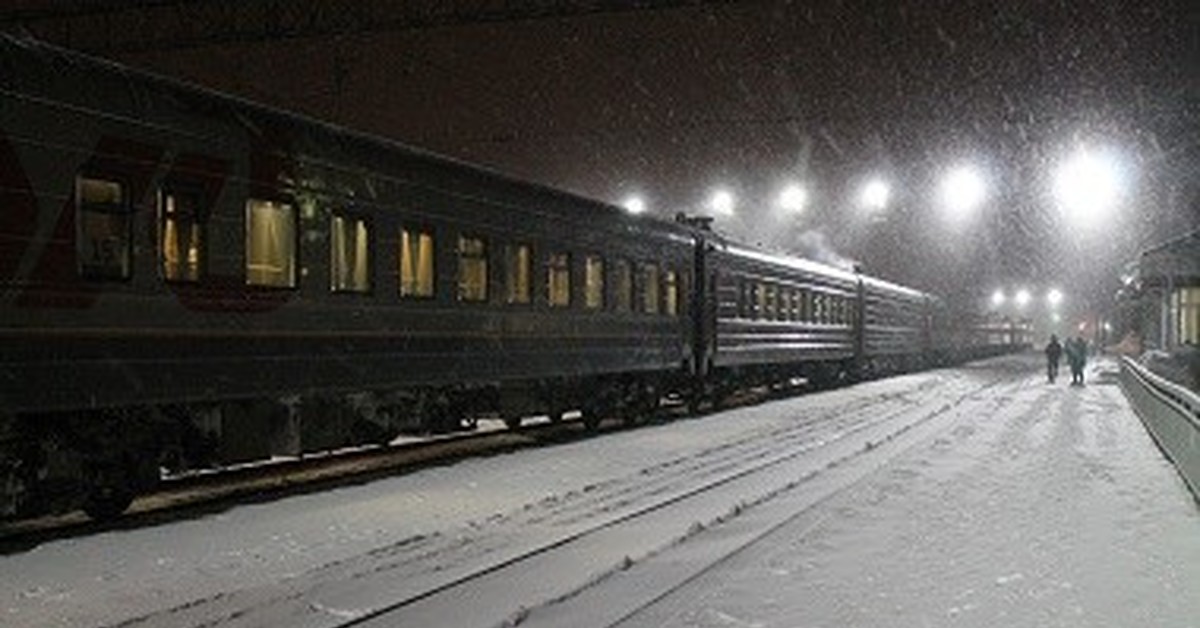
[245,198,297,288]
[77,176,132,280]
[663,268,678,316]
[457,235,488,302]
[158,186,204,283]
[400,227,435,298]
[641,263,660,314]
[613,259,633,312]
[504,243,532,304]
[798,289,810,322]
[813,293,825,323]
[548,252,571,307]
[330,215,371,293]
[584,254,604,309]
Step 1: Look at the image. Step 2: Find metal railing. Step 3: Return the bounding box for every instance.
[1119,356,1200,501]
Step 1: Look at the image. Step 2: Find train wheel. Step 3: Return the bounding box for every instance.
[82,463,135,521]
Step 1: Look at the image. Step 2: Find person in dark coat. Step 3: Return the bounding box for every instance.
[1066,336,1088,385]
[1044,335,1063,383]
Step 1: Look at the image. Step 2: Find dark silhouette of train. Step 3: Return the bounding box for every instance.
[0,35,1026,519]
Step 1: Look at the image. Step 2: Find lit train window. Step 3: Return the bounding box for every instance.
[400,227,435,298]
[159,187,204,283]
[548,252,571,307]
[245,198,297,288]
[641,263,660,314]
[331,215,371,293]
[77,176,131,280]
[584,255,604,309]
[457,235,488,302]
[505,243,531,304]
[663,268,678,316]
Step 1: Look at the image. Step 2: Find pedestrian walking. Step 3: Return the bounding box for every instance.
[1044,335,1062,383]
[1066,335,1088,385]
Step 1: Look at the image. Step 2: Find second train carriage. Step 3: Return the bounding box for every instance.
[0,34,1023,520]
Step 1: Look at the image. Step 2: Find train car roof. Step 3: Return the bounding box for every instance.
[0,33,695,242]
[710,234,933,301]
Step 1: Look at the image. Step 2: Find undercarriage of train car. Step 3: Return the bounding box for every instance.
[0,369,691,521]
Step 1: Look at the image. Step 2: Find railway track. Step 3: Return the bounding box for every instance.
[0,415,586,550]
[0,384,786,550]
[106,371,998,628]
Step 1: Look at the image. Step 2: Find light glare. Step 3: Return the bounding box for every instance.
[709,189,735,216]
[1053,149,1121,228]
[991,289,1005,307]
[941,166,986,217]
[861,179,889,211]
[1015,289,1031,308]
[778,184,808,213]
[1047,288,1063,308]
[623,195,646,215]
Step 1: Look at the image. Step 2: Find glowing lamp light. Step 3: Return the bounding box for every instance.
[990,289,1006,307]
[941,166,986,218]
[1047,288,1064,308]
[1053,149,1122,229]
[709,189,735,216]
[1015,289,1031,308]
[861,179,890,211]
[623,195,646,215]
[778,184,808,214]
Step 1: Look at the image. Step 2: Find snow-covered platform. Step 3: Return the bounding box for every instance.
[2,354,1198,628]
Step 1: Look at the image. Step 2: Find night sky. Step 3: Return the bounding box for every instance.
[5,0,1198,314]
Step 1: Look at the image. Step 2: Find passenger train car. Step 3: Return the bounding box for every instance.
[0,35,1022,519]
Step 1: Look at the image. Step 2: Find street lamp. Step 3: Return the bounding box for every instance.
[991,289,1006,308]
[1015,289,1031,308]
[860,178,889,212]
[778,184,808,214]
[1046,288,1064,308]
[622,195,646,215]
[1053,148,1122,229]
[709,189,735,216]
[940,165,986,220]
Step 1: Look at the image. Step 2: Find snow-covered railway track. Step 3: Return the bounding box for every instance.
[111,371,1005,628]
[0,417,583,549]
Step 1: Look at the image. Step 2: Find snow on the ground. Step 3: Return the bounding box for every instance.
[2,354,1197,628]
[526,357,1200,628]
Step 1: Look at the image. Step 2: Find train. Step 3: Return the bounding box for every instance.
[0,34,1027,520]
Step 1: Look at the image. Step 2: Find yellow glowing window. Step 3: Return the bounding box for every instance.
[331,215,371,293]
[505,243,531,304]
[547,252,571,307]
[585,255,604,309]
[399,227,435,298]
[77,176,131,280]
[158,187,204,283]
[245,198,297,288]
[457,235,488,302]
[641,263,660,314]
[613,259,633,312]
[664,268,679,317]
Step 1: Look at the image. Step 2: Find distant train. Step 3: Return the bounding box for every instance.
[0,35,1027,519]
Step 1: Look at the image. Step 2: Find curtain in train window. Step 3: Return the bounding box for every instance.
[245,199,297,287]
[77,176,131,280]
[159,187,204,282]
[400,227,435,298]
[1174,288,1200,345]
[457,235,488,302]
[331,215,371,293]
[585,255,604,309]
[505,243,531,304]
[547,252,571,307]
[663,268,678,316]
[641,263,660,314]
[613,259,633,312]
